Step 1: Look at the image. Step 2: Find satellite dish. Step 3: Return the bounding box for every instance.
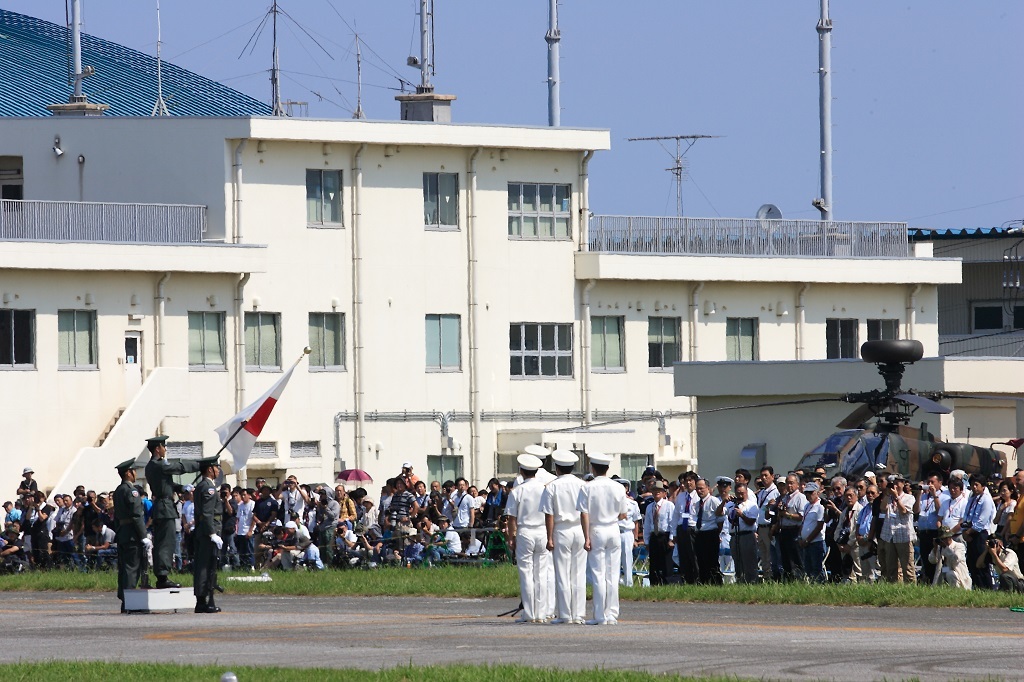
[756,203,783,220]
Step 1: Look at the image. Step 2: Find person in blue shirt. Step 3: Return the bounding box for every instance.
[963,474,997,589]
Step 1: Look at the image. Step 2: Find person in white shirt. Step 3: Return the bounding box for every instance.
[617,480,642,587]
[673,472,699,584]
[930,527,971,589]
[939,477,968,534]
[577,451,628,625]
[692,478,722,585]
[505,453,552,623]
[799,482,827,582]
[448,478,476,531]
[540,450,586,624]
[234,489,256,570]
[917,473,948,584]
[776,473,808,581]
[754,466,780,582]
[521,443,557,620]
[984,536,1024,592]
[723,483,759,583]
[642,481,675,586]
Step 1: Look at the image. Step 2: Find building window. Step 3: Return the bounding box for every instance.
[507,183,571,239]
[0,309,34,367]
[423,172,458,229]
[290,441,320,459]
[591,316,624,371]
[619,454,652,491]
[509,323,573,377]
[57,310,97,368]
[245,312,281,370]
[188,312,225,369]
[425,314,461,371]
[1015,306,1024,330]
[648,317,681,369]
[308,312,344,369]
[826,318,859,359]
[726,317,759,361]
[250,442,277,460]
[428,454,464,484]
[971,303,1024,332]
[867,318,900,341]
[306,169,343,226]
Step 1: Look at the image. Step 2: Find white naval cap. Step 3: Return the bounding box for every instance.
[523,444,550,458]
[588,451,613,466]
[550,449,578,466]
[517,454,543,471]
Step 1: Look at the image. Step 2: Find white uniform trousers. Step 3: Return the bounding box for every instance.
[552,524,586,621]
[515,526,551,621]
[587,523,622,623]
[544,541,556,619]
[619,530,635,586]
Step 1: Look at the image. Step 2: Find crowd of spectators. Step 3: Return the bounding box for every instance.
[4,458,1023,593]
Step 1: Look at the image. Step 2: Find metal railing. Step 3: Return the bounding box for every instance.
[0,199,207,244]
[587,216,910,258]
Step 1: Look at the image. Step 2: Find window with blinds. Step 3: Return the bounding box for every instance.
[726,317,759,361]
[591,316,625,371]
[308,312,344,369]
[245,312,281,370]
[648,317,681,369]
[188,312,225,369]
[57,310,96,368]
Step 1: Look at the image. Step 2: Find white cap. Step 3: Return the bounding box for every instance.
[182,484,194,493]
[716,476,734,487]
[588,451,613,466]
[950,469,966,480]
[523,444,550,458]
[22,467,33,475]
[551,449,578,466]
[517,454,543,471]
[402,461,413,469]
[285,521,298,530]
[863,471,876,479]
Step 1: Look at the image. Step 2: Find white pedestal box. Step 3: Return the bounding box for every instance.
[123,587,194,613]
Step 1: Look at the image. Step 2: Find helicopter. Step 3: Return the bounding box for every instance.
[788,339,1008,483]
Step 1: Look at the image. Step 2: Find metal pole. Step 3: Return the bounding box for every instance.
[816,0,833,220]
[271,1,284,116]
[419,0,431,91]
[71,0,84,100]
[546,0,561,127]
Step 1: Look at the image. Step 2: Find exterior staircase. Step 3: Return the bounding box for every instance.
[96,408,125,447]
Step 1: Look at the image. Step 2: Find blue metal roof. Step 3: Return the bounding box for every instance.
[908,227,1015,241]
[0,9,272,117]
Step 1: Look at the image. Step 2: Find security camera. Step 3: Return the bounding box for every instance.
[53,146,64,157]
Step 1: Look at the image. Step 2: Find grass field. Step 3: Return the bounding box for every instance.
[0,662,752,682]
[2,564,1023,608]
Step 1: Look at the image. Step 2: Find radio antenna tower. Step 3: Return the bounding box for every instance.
[270,0,285,116]
[628,134,720,217]
[151,0,169,116]
[353,34,366,119]
[813,0,834,220]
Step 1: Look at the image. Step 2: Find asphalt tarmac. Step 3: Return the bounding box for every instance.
[1,591,1021,681]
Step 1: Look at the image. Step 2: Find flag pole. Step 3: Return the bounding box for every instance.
[213,419,250,459]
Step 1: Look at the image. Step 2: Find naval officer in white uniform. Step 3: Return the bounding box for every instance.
[577,451,628,625]
[505,453,552,622]
[540,449,586,625]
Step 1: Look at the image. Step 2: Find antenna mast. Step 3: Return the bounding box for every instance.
[270,0,285,116]
[353,35,366,119]
[813,0,834,220]
[416,0,433,92]
[151,0,169,116]
[628,134,721,217]
[546,0,560,127]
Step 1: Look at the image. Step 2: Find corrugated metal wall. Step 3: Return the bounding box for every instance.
[938,262,1008,335]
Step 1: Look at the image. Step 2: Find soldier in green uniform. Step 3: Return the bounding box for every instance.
[143,435,201,589]
[113,457,149,613]
[193,457,224,613]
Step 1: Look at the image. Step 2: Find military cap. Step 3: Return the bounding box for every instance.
[523,444,550,459]
[197,456,221,470]
[716,476,734,487]
[115,458,136,474]
[588,451,613,466]
[517,454,543,471]
[145,435,169,448]
[551,449,579,466]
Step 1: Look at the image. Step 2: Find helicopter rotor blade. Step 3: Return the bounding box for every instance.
[690,397,843,416]
[940,394,1024,402]
[895,393,952,414]
[836,403,877,429]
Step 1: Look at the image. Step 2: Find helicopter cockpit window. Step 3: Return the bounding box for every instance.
[796,430,857,472]
[840,434,889,478]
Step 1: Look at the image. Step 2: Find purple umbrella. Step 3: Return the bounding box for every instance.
[336,468,373,485]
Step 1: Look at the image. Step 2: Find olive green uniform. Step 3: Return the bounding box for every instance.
[145,456,201,579]
[113,478,146,602]
[193,476,222,603]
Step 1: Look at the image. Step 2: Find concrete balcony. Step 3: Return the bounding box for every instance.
[0,199,206,244]
[588,215,909,258]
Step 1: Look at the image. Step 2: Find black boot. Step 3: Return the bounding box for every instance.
[205,594,222,613]
[155,576,181,589]
[195,594,221,614]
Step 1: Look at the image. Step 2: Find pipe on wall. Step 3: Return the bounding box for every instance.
[796,283,811,360]
[579,151,594,251]
[155,272,170,367]
[907,284,922,340]
[351,143,367,470]
[467,147,483,483]
[234,273,250,413]
[581,279,597,424]
[231,139,247,243]
[686,282,704,467]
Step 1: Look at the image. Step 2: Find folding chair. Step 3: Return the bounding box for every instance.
[632,545,650,587]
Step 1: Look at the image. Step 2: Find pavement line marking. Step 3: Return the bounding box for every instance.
[634,619,1022,639]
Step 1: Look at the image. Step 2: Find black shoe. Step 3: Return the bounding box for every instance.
[195,604,222,613]
[155,577,181,589]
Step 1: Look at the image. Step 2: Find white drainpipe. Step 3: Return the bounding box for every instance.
[579,150,594,250]
[155,272,170,367]
[687,282,704,466]
[796,283,811,360]
[467,147,483,483]
[232,140,247,244]
[907,284,922,340]
[581,279,597,424]
[234,273,250,413]
[352,144,367,470]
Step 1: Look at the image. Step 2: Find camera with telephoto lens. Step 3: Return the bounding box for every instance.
[987,538,999,549]
[961,520,973,530]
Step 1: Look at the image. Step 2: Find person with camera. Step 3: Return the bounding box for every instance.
[278,476,307,527]
[916,473,947,584]
[961,474,996,590]
[981,536,1024,592]
[774,473,807,582]
[754,466,780,582]
[641,479,674,587]
[929,527,971,589]
[314,489,340,567]
[878,475,916,583]
[832,486,861,582]
[692,478,723,585]
[798,482,827,582]
[723,482,759,583]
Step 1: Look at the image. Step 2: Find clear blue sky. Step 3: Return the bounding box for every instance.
[8,1,1021,230]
